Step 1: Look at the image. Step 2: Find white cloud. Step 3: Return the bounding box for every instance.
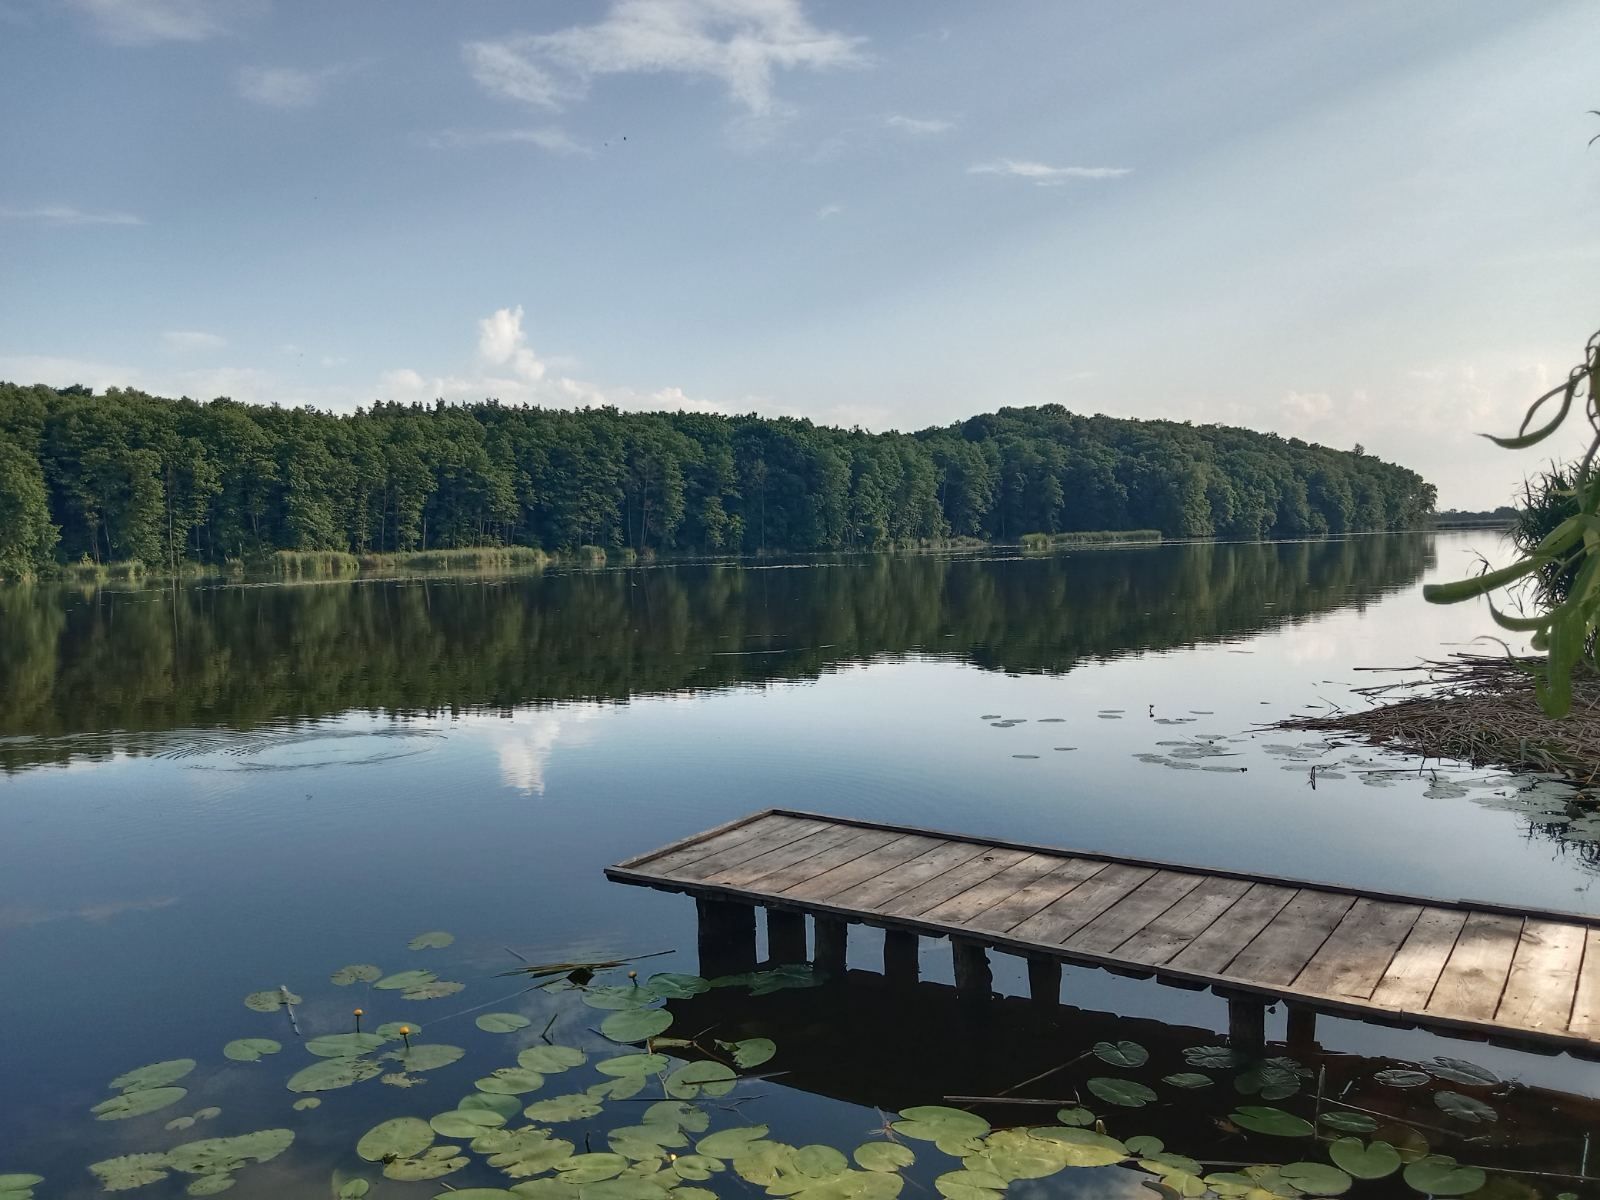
[968,159,1132,185]
[886,114,952,136]
[452,706,605,796]
[422,127,590,156]
[463,0,865,119]
[237,65,336,110]
[0,204,142,226]
[816,203,843,220]
[162,330,226,352]
[70,0,227,44]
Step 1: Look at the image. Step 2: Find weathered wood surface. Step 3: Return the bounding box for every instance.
[607,809,1600,1053]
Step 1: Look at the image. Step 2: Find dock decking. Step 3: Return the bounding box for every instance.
[606,809,1600,1056]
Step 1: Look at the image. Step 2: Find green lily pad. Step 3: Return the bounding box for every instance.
[665,1060,736,1099]
[1162,1073,1212,1089]
[377,1021,422,1039]
[1435,1091,1497,1123]
[93,1087,187,1120]
[595,1053,667,1077]
[186,1174,236,1196]
[643,1100,709,1132]
[1054,1107,1094,1127]
[292,1098,321,1111]
[1319,1112,1378,1134]
[583,984,658,1010]
[892,1106,991,1144]
[436,1192,516,1200]
[1402,1156,1486,1197]
[111,1059,197,1091]
[1086,1077,1157,1108]
[1374,1069,1430,1088]
[525,1094,605,1122]
[588,1075,646,1100]
[359,1117,436,1162]
[1126,1135,1163,1157]
[520,1046,587,1073]
[511,1181,581,1200]
[1027,1128,1129,1168]
[670,1154,726,1181]
[600,1008,672,1043]
[307,1033,388,1058]
[696,1126,772,1159]
[403,981,466,1000]
[223,1038,281,1063]
[244,990,299,1013]
[647,973,710,998]
[462,1092,524,1118]
[1280,1163,1353,1196]
[1184,1045,1245,1068]
[166,1129,294,1174]
[0,1177,43,1192]
[854,1143,914,1172]
[386,1044,464,1072]
[722,1037,776,1068]
[432,1109,507,1138]
[287,1058,382,1093]
[476,1067,545,1095]
[577,1181,672,1200]
[410,931,455,950]
[1230,1107,1315,1137]
[1329,1139,1402,1180]
[376,969,436,991]
[556,1153,630,1183]
[935,1169,1005,1200]
[478,1012,533,1033]
[91,1154,170,1191]
[1428,1058,1499,1087]
[168,1116,196,1132]
[332,964,382,986]
[1092,1040,1148,1068]
[384,1147,469,1181]
[486,1129,576,1177]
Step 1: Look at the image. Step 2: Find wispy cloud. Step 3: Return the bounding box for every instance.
[162,330,226,352]
[816,203,844,220]
[70,0,228,44]
[463,0,865,120]
[0,204,143,226]
[886,114,952,136]
[968,159,1131,185]
[237,65,341,110]
[422,127,590,156]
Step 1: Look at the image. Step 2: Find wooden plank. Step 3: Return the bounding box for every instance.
[874,847,1030,918]
[1116,876,1253,965]
[780,834,945,900]
[1226,890,1357,986]
[1427,912,1523,1022]
[1369,908,1467,1010]
[743,828,903,893]
[1569,929,1600,1038]
[1009,863,1156,942]
[1293,899,1423,1000]
[827,840,995,910]
[958,857,1107,934]
[660,815,827,880]
[1168,882,1297,974]
[702,823,871,888]
[1065,870,1206,953]
[917,852,1073,924]
[1497,920,1586,1032]
[635,812,793,873]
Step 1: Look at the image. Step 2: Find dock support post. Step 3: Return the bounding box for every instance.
[1286,1004,1317,1051]
[814,917,848,979]
[696,897,756,977]
[884,930,919,985]
[952,938,992,1000]
[1027,957,1062,1007]
[1227,994,1267,1051]
[767,908,808,964]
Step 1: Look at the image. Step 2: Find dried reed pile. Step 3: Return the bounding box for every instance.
[1281,653,1600,784]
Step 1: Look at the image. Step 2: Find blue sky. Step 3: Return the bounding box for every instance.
[0,0,1594,507]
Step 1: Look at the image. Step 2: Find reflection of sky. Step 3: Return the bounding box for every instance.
[7,530,1599,1179]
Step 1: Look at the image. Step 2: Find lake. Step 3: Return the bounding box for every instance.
[3,531,1594,1199]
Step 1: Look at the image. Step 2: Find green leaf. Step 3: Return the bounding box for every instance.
[461,1091,523,1119]
[934,1170,1005,1200]
[555,1154,630,1184]
[595,1053,668,1077]
[1435,1091,1497,1123]
[1229,1107,1314,1137]
[583,985,659,1010]
[111,1058,197,1091]
[431,1109,506,1138]
[409,931,455,950]
[1329,1139,1402,1181]
[1374,1069,1430,1088]
[223,1038,281,1063]
[402,981,466,1000]
[358,1117,435,1162]
[642,1100,709,1132]
[1279,1163,1353,1196]
[244,990,298,1013]
[486,1129,575,1177]
[724,1037,776,1068]
[186,1174,236,1196]
[600,1008,672,1043]
[1402,1156,1486,1197]
[386,1044,464,1072]
[1183,1045,1245,1068]
[519,1045,588,1073]
[1086,1077,1156,1108]
[1423,558,1537,605]
[664,1060,736,1100]
[92,1087,188,1120]
[1054,1106,1095,1127]
[1161,1073,1212,1089]
[477,1012,533,1033]
[331,964,382,986]
[669,1155,725,1181]
[287,1058,382,1093]
[891,1106,990,1144]
[1027,1128,1129,1168]
[306,1033,388,1058]
[475,1067,545,1095]
[646,973,710,998]
[1428,1058,1499,1087]
[383,1147,469,1181]
[375,969,437,991]
[1091,1040,1147,1068]
[853,1143,914,1173]
[377,1021,422,1039]
[91,1154,170,1192]
[1318,1112,1377,1134]
[525,1094,605,1122]
[292,1098,321,1111]
[576,1180,671,1200]
[696,1126,772,1159]
[1485,382,1574,449]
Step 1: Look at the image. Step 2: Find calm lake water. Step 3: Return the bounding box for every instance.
[3,531,1595,1198]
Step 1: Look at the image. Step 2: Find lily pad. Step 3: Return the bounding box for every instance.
[643,1100,709,1132]
[111,1059,197,1092]
[409,931,455,950]
[168,1116,196,1132]
[1086,1077,1157,1108]
[332,964,382,986]
[724,1037,777,1068]
[1428,1058,1499,1087]
[486,1129,575,1177]
[377,1021,422,1039]
[696,1126,772,1159]
[1054,1106,1094,1127]
[476,1067,545,1095]
[358,1117,436,1162]
[292,1098,321,1111]
[1279,1163,1353,1196]
[646,973,710,998]
[935,1170,1005,1200]
[578,1181,672,1200]
[1184,1046,1245,1068]
[556,1154,630,1184]
[1092,1040,1148,1068]
[307,1033,388,1058]
[431,1109,507,1138]
[243,990,298,1013]
[1435,1092,1497,1124]
[1374,1069,1431,1088]
[525,1094,606,1122]
[1230,1107,1315,1137]
[93,1087,188,1120]
[223,1038,281,1063]
[186,1175,236,1196]
[1162,1073,1212,1089]
[166,1129,294,1174]
[384,1147,469,1181]
[1402,1156,1486,1197]
[854,1143,914,1172]
[670,1155,725,1181]
[287,1058,382,1093]
[478,1012,534,1034]
[1319,1111,1378,1134]
[519,1046,587,1073]
[376,969,437,991]
[892,1106,990,1146]
[1329,1138,1402,1180]
[386,1044,465,1072]
[601,1008,672,1043]
[462,1092,524,1119]
[664,1060,736,1100]
[403,981,466,1000]
[1028,1128,1129,1167]
[595,1053,667,1077]
[91,1154,170,1191]
[584,985,659,1011]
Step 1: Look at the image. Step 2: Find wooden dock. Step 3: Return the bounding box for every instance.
[606,809,1600,1056]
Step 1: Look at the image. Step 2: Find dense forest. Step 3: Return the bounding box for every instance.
[0,382,1436,578]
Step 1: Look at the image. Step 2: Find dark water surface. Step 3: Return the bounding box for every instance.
[3,532,1594,1198]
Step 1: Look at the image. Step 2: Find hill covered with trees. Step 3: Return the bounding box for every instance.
[0,382,1436,577]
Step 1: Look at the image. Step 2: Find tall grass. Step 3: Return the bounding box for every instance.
[1020,530,1162,550]
[356,546,550,574]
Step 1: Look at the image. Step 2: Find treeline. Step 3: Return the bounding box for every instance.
[0,382,1437,577]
